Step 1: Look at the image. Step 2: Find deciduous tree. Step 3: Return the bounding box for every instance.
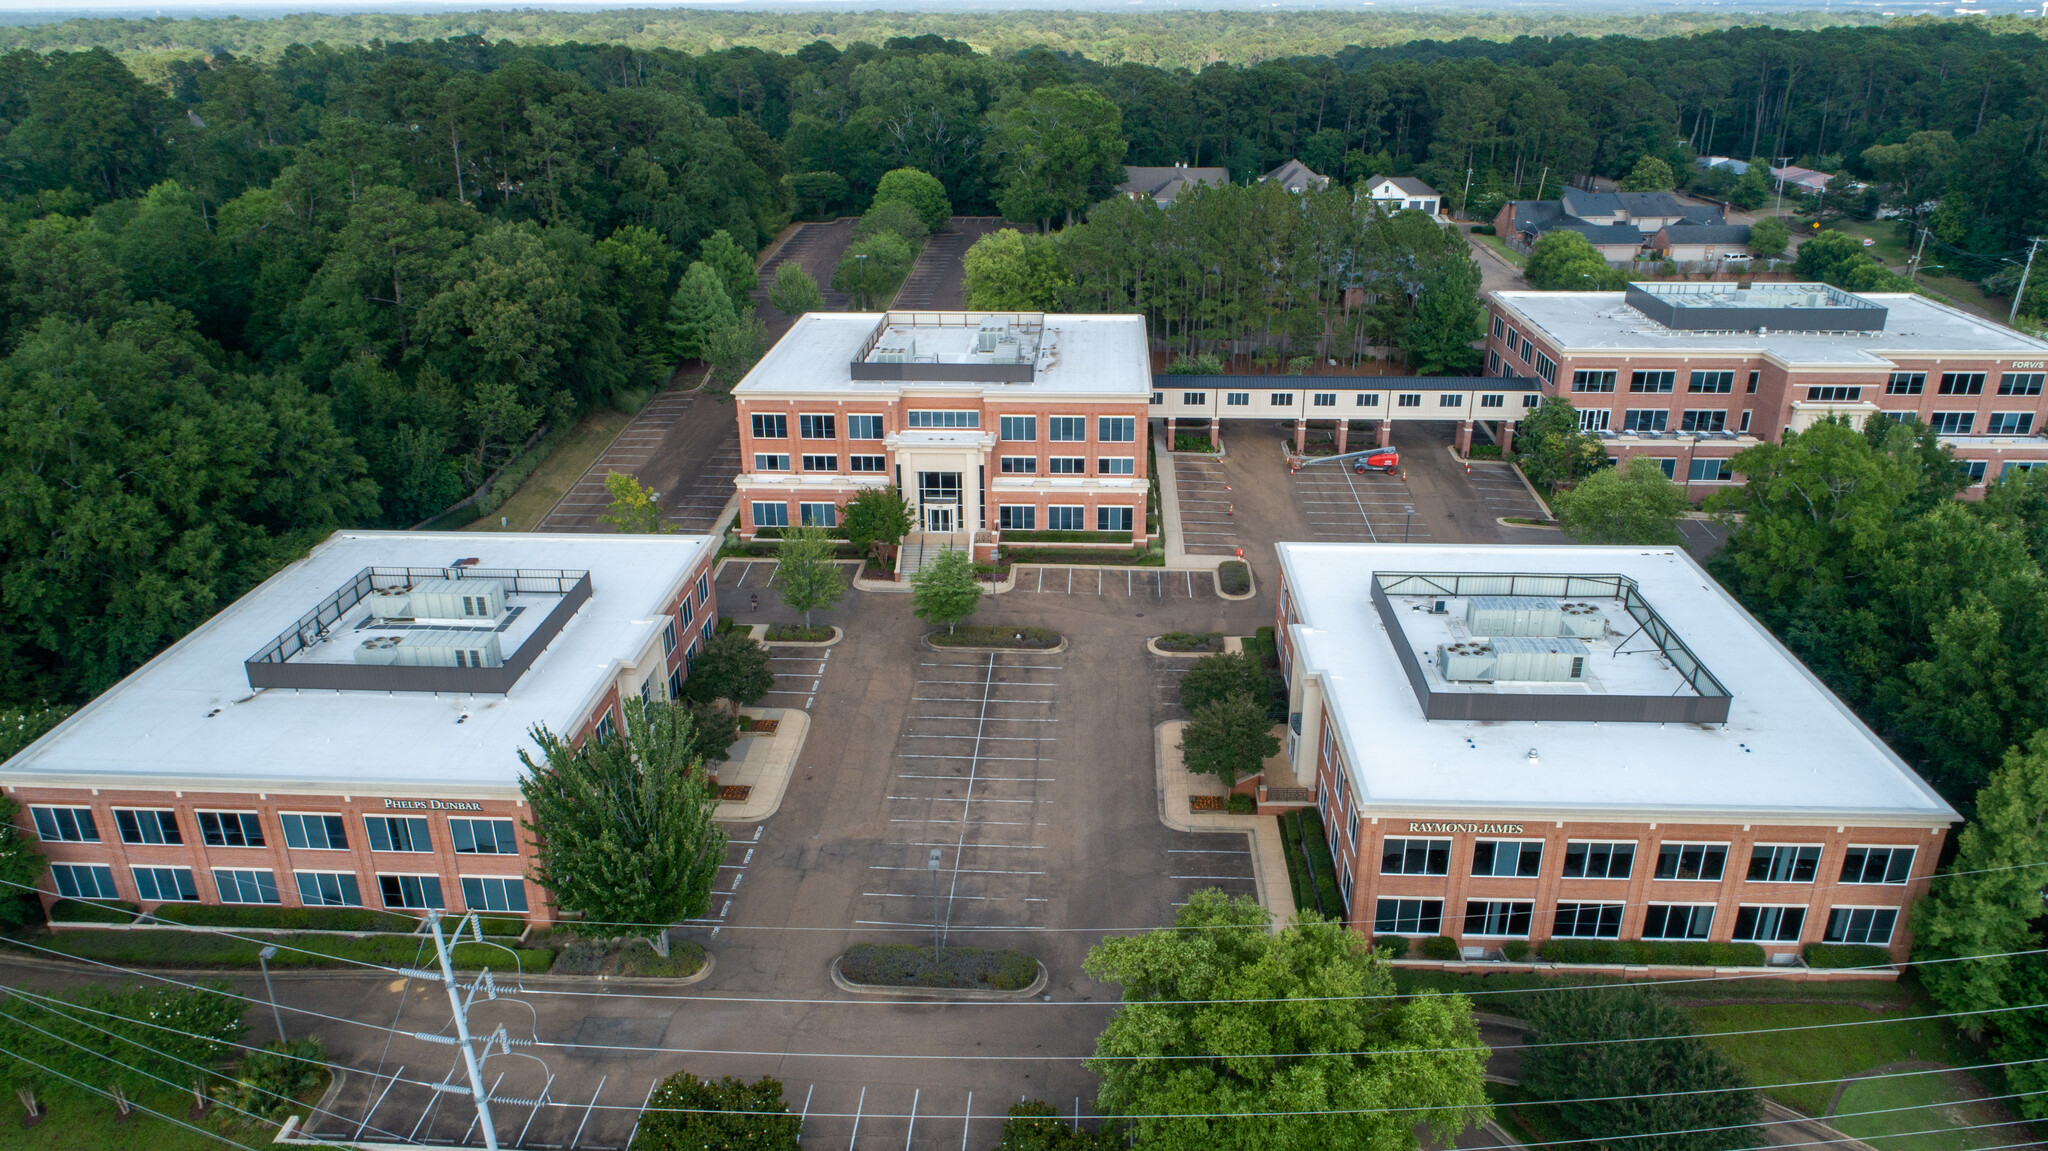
[774,525,847,627]
[1524,230,1630,290]
[872,167,953,232]
[600,471,671,534]
[1512,397,1604,491]
[681,631,775,712]
[767,260,824,317]
[1617,154,1675,192]
[911,549,983,633]
[1554,457,1690,545]
[986,85,1127,230]
[842,487,916,559]
[1179,690,1277,787]
[963,228,1071,310]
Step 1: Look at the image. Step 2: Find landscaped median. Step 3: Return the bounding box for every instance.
[925,625,1063,650]
[832,942,1045,997]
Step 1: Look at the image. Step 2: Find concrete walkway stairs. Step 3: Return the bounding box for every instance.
[896,531,969,577]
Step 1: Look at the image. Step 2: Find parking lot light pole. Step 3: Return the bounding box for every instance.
[258,946,284,1042]
[1404,506,1415,543]
[928,850,943,960]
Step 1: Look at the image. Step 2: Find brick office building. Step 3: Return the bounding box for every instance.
[1485,283,2048,497]
[0,531,719,924]
[732,311,1153,562]
[1272,542,1956,964]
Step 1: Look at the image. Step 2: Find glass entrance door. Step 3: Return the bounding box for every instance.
[917,471,963,536]
[926,506,955,533]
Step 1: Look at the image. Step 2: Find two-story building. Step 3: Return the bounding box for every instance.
[1485,283,2048,496]
[732,311,1154,562]
[0,531,719,925]
[1271,542,1957,964]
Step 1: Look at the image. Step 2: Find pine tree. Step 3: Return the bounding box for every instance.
[697,229,759,303]
[666,261,736,361]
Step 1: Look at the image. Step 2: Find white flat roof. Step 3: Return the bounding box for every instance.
[1495,290,2048,364]
[3,531,715,797]
[1278,542,1957,826]
[732,312,1151,398]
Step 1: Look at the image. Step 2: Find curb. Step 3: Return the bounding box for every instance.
[1146,635,1230,658]
[763,626,843,648]
[715,708,809,823]
[829,956,1049,1001]
[1214,561,1255,601]
[1507,461,1557,521]
[1495,516,1560,530]
[922,634,1069,656]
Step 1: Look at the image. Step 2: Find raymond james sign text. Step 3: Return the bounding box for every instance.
[1408,821,1526,834]
[382,798,484,811]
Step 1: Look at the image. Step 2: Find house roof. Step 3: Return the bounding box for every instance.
[1656,224,1754,245]
[1560,188,1700,220]
[1117,165,1230,204]
[1260,159,1330,192]
[1366,175,1440,198]
[1502,202,1643,248]
[1772,165,1834,192]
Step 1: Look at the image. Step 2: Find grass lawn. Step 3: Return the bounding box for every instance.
[1393,968,1919,1009]
[1686,1001,1978,1118]
[1485,1082,1596,1151]
[1474,232,1528,268]
[33,929,552,973]
[0,1077,329,1150]
[1820,219,2002,317]
[466,406,634,532]
[1834,1068,2042,1150]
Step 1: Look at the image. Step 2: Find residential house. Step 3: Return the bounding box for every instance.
[1771,165,1834,196]
[1362,175,1444,219]
[1495,192,1726,263]
[1116,163,1231,207]
[1259,159,1330,193]
[1650,223,1755,264]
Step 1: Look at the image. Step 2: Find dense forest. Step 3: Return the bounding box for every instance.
[3,16,2048,709]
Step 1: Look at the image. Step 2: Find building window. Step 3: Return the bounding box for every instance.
[1930,412,1976,435]
[1888,372,1926,395]
[800,454,837,472]
[1534,353,1557,386]
[1227,392,1250,406]
[797,502,836,528]
[1654,843,1727,882]
[1374,898,1443,935]
[1000,416,1037,441]
[1358,394,1381,407]
[1747,371,1760,394]
[697,574,710,606]
[1471,841,1543,878]
[798,414,836,439]
[214,869,281,905]
[133,866,200,902]
[998,506,1036,531]
[198,812,264,849]
[1481,394,1505,408]
[462,876,529,913]
[1689,458,1735,481]
[1806,386,1863,402]
[750,413,786,439]
[1623,410,1668,433]
[51,863,118,900]
[1182,392,1206,406]
[1641,903,1715,939]
[1965,460,1990,484]
[1579,410,1611,432]
[1680,410,1726,433]
[1488,351,1501,375]
[1630,371,1676,393]
[1099,417,1137,443]
[1561,842,1635,879]
[1269,393,1295,407]
[1552,903,1624,939]
[1098,506,1135,532]
[1939,372,1987,396]
[1747,844,1822,883]
[680,596,695,627]
[752,502,790,528]
[1048,457,1086,475]
[848,414,884,439]
[296,872,363,907]
[1689,371,1735,393]
[1989,412,2035,435]
[1100,457,1136,475]
[379,874,446,910]
[753,453,789,471]
[1492,316,1505,339]
[906,410,979,429]
[850,455,887,472]
[1840,846,1916,885]
[1740,410,1753,432]
[30,806,99,843]
[114,809,182,846]
[280,813,348,851]
[1524,395,1542,408]
[1439,393,1464,408]
[595,710,618,743]
[1732,906,1806,943]
[1380,838,1451,876]
[1464,900,1533,937]
[2000,372,2045,396]
[1048,417,1086,441]
[1314,393,1338,407]
[1398,394,1422,408]
[1824,907,1898,945]
[1047,506,1085,531]
[365,815,432,853]
[663,620,677,655]
[668,668,682,700]
[1151,392,1163,406]
[999,456,1038,475]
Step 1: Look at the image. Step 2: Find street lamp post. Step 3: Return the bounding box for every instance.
[927,849,943,960]
[258,945,285,1042]
[1404,505,1415,543]
[854,252,869,309]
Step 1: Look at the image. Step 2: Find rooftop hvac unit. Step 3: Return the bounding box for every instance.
[364,590,416,621]
[1489,636,1589,681]
[1438,642,1497,683]
[354,629,504,669]
[1429,598,1452,615]
[1558,602,1606,639]
[975,317,1011,352]
[872,336,917,363]
[1467,595,1565,637]
[405,578,507,622]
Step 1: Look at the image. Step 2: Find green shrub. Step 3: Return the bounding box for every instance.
[1468,444,1503,460]
[1249,626,1280,670]
[838,943,1038,991]
[150,904,422,933]
[211,1038,327,1125]
[552,937,707,978]
[994,1099,1124,1149]
[764,623,835,642]
[1539,938,1635,964]
[1276,813,1314,911]
[37,928,553,972]
[1225,793,1256,815]
[1535,939,1767,967]
[1156,630,1222,652]
[1218,560,1251,595]
[1503,940,1531,961]
[50,898,138,924]
[1172,434,1215,453]
[1002,546,1161,566]
[1164,353,1224,375]
[999,529,1133,544]
[1470,223,1497,235]
[474,423,571,518]
[634,1070,800,1150]
[928,625,1061,649]
[1421,935,1461,960]
[1804,943,1895,969]
[1294,809,1344,917]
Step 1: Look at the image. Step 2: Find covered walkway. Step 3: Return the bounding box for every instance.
[1151,374,1542,456]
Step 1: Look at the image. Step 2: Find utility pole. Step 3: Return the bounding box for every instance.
[404,916,501,1151]
[1907,226,1930,284]
[1535,166,1549,201]
[2012,238,2043,327]
[1462,166,1474,217]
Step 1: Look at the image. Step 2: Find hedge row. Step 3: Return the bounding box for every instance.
[839,943,1038,991]
[1000,529,1134,544]
[39,929,553,972]
[1804,943,1896,969]
[148,904,525,937]
[1292,809,1344,919]
[1534,939,1768,967]
[50,899,137,924]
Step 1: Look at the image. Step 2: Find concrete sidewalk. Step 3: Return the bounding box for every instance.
[1153,719,1297,926]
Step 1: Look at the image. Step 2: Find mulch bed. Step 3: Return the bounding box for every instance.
[742,718,779,735]
[719,785,752,801]
[1189,795,1229,812]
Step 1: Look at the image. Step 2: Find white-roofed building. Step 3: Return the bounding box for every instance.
[1269,542,1955,963]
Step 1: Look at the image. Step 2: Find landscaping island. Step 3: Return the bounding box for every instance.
[836,943,1040,992]
[927,626,1062,649]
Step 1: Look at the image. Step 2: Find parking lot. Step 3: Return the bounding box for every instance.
[1171,452,1245,557]
[1464,459,1550,524]
[665,438,740,533]
[1287,460,1435,543]
[1012,564,1213,600]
